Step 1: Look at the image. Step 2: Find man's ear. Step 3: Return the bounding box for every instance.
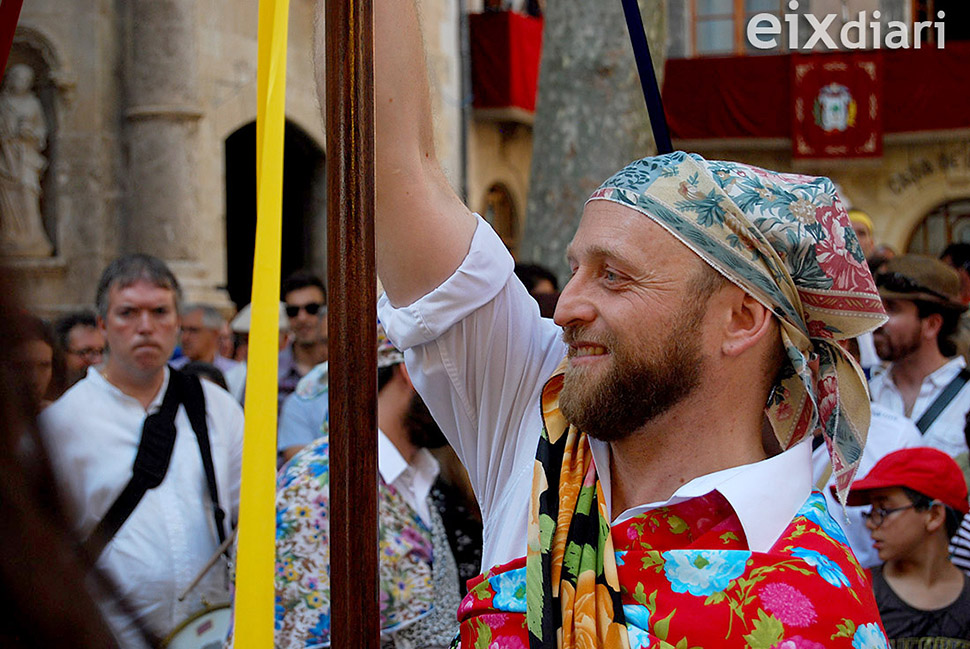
[722,291,776,358]
[396,362,413,389]
[921,312,943,342]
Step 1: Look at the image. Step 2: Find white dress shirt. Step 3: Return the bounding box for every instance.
[377,430,440,527]
[870,356,970,459]
[379,215,813,571]
[40,366,245,648]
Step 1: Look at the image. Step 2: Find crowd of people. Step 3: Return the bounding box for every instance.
[3,254,484,647]
[4,3,970,648]
[8,195,970,649]
[6,189,970,647]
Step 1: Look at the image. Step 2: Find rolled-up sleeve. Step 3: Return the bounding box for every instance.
[378,216,566,523]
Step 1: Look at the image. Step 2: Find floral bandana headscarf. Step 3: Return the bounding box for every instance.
[588,151,887,502]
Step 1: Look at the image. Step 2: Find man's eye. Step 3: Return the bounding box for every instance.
[605,270,618,282]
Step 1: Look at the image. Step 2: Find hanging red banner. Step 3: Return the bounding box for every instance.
[0,0,26,81]
[791,52,882,160]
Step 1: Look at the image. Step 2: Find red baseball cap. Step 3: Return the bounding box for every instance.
[840,447,969,514]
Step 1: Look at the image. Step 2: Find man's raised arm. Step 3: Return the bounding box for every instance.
[370,0,477,306]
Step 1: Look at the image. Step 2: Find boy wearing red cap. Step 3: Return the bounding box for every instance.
[846,447,970,644]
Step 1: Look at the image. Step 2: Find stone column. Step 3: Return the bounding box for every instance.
[123,0,223,302]
[518,0,664,282]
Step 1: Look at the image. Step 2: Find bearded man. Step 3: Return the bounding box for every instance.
[357,2,890,646]
[225,323,480,648]
[869,255,970,470]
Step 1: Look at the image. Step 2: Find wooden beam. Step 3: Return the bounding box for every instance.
[325,0,379,648]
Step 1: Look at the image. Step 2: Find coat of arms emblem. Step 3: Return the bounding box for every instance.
[813,83,857,133]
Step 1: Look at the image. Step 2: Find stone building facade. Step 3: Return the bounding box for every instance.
[1,0,536,316]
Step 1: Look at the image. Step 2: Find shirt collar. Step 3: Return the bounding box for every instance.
[91,365,171,413]
[590,437,811,553]
[923,355,966,389]
[377,430,440,486]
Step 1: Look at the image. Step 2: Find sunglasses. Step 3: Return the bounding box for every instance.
[285,302,326,318]
[875,272,952,303]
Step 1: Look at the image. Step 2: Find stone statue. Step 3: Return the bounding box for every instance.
[0,64,53,257]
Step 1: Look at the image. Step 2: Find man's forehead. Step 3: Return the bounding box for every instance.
[881,297,917,313]
[108,280,177,306]
[69,323,99,334]
[69,325,102,341]
[568,201,700,266]
[285,285,325,304]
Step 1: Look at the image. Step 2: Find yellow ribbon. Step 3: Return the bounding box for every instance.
[234,0,289,645]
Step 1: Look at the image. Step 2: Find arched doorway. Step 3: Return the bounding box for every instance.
[482,182,519,255]
[224,120,327,308]
[906,198,970,257]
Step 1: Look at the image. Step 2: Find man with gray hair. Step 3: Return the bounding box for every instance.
[171,302,239,378]
[40,254,244,647]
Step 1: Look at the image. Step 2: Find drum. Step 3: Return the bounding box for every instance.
[163,603,232,649]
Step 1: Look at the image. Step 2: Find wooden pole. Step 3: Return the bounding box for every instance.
[325,0,379,648]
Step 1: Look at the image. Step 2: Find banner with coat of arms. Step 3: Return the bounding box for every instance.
[791,53,882,159]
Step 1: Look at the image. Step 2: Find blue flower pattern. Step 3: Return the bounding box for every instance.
[791,547,850,587]
[798,492,850,547]
[623,604,651,649]
[852,622,889,649]
[661,549,751,597]
[491,566,528,613]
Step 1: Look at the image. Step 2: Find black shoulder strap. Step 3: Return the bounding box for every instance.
[915,368,970,434]
[81,374,182,560]
[174,371,228,546]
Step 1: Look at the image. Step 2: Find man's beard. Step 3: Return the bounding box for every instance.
[403,392,448,449]
[873,327,921,362]
[559,303,705,443]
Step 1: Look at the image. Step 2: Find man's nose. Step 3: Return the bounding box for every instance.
[553,274,595,328]
[136,311,155,331]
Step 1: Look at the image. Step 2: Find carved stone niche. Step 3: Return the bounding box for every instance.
[0,29,72,260]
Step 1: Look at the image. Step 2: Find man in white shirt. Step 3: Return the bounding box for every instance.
[358,2,889,646]
[41,254,244,648]
[869,255,970,471]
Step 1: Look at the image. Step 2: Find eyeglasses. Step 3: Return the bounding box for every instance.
[861,504,917,528]
[876,272,952,303]
[67,346,105,359]
[285,302,325,318]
